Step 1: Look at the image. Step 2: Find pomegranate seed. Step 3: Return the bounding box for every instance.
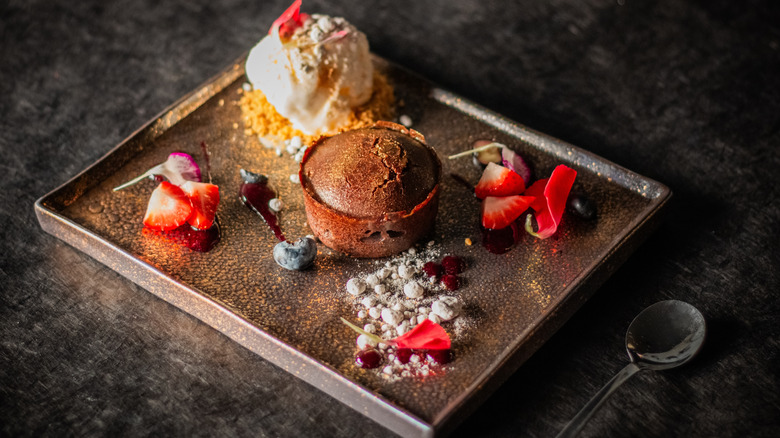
[441,255,465,275]
[355,349,383,369]
[426,349,454,364]
[395,348,412,364]
[441,274,460,291]
[422,261,442,279]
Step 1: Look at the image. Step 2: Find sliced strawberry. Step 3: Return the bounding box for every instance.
[180,181,220,230]
[481,195,534,230]
[474,162,526,199]
[143,181,192,231]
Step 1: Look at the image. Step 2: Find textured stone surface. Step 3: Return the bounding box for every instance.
[2,0,778,437]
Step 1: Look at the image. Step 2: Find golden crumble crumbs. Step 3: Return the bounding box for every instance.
[239,71,395,144]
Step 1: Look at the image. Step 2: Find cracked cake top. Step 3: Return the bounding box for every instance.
[300,124,440,218]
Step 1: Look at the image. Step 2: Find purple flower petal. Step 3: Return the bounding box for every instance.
[501,148,532,185]
[113,152,201,191]
[165,152,201,184]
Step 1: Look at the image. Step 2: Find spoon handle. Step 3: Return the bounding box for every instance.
[556,362,641,438]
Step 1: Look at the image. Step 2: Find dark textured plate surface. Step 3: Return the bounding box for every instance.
[35,56,670,438]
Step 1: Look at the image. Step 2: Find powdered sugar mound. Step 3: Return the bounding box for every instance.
[343,243,472,378]
[432,296,461,321]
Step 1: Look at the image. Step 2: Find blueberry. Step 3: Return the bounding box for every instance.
[567,194,597,221]
[273,237,317,270]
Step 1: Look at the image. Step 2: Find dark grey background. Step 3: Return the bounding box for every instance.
[2,0,778,436]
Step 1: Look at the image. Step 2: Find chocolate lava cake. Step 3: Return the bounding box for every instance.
[300,121,441,257]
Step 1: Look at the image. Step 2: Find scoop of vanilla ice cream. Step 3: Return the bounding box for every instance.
[245,14,374,136]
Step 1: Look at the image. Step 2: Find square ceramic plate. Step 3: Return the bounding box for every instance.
[35,56,670,437]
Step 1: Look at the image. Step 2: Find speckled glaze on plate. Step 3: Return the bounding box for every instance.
[35,56,670,438]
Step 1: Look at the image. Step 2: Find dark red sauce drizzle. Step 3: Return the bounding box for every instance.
[169,221,220,252]
[239,173,286,242]
[144,221,220,252]
[482,223,519,254]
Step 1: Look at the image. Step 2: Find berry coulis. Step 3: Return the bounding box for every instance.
[239,170,285,242]
[481,223,519,254]
[169,222,220,252]
[143,222,221,252]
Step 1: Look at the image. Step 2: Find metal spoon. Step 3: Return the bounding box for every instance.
[556,300,706,438]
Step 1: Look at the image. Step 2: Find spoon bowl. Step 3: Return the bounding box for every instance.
[556,300,706,438]
[626,300,706,370]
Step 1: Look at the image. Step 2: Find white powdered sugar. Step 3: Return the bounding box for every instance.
[346,278,366,296]
[403,281,425,299]
[356,334,376,350]
[380,308,403,327]
[268,198,284,212]
[432,296,461,321]
[342,243,472,378]
[397,264,416,279]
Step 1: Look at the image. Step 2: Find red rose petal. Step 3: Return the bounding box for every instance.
[392,319,451,350]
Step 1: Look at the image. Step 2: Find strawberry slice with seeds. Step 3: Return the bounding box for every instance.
[143,181,193,231]
[481,195,534,230]
[474,162,526,199]
[180,181,220,230]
